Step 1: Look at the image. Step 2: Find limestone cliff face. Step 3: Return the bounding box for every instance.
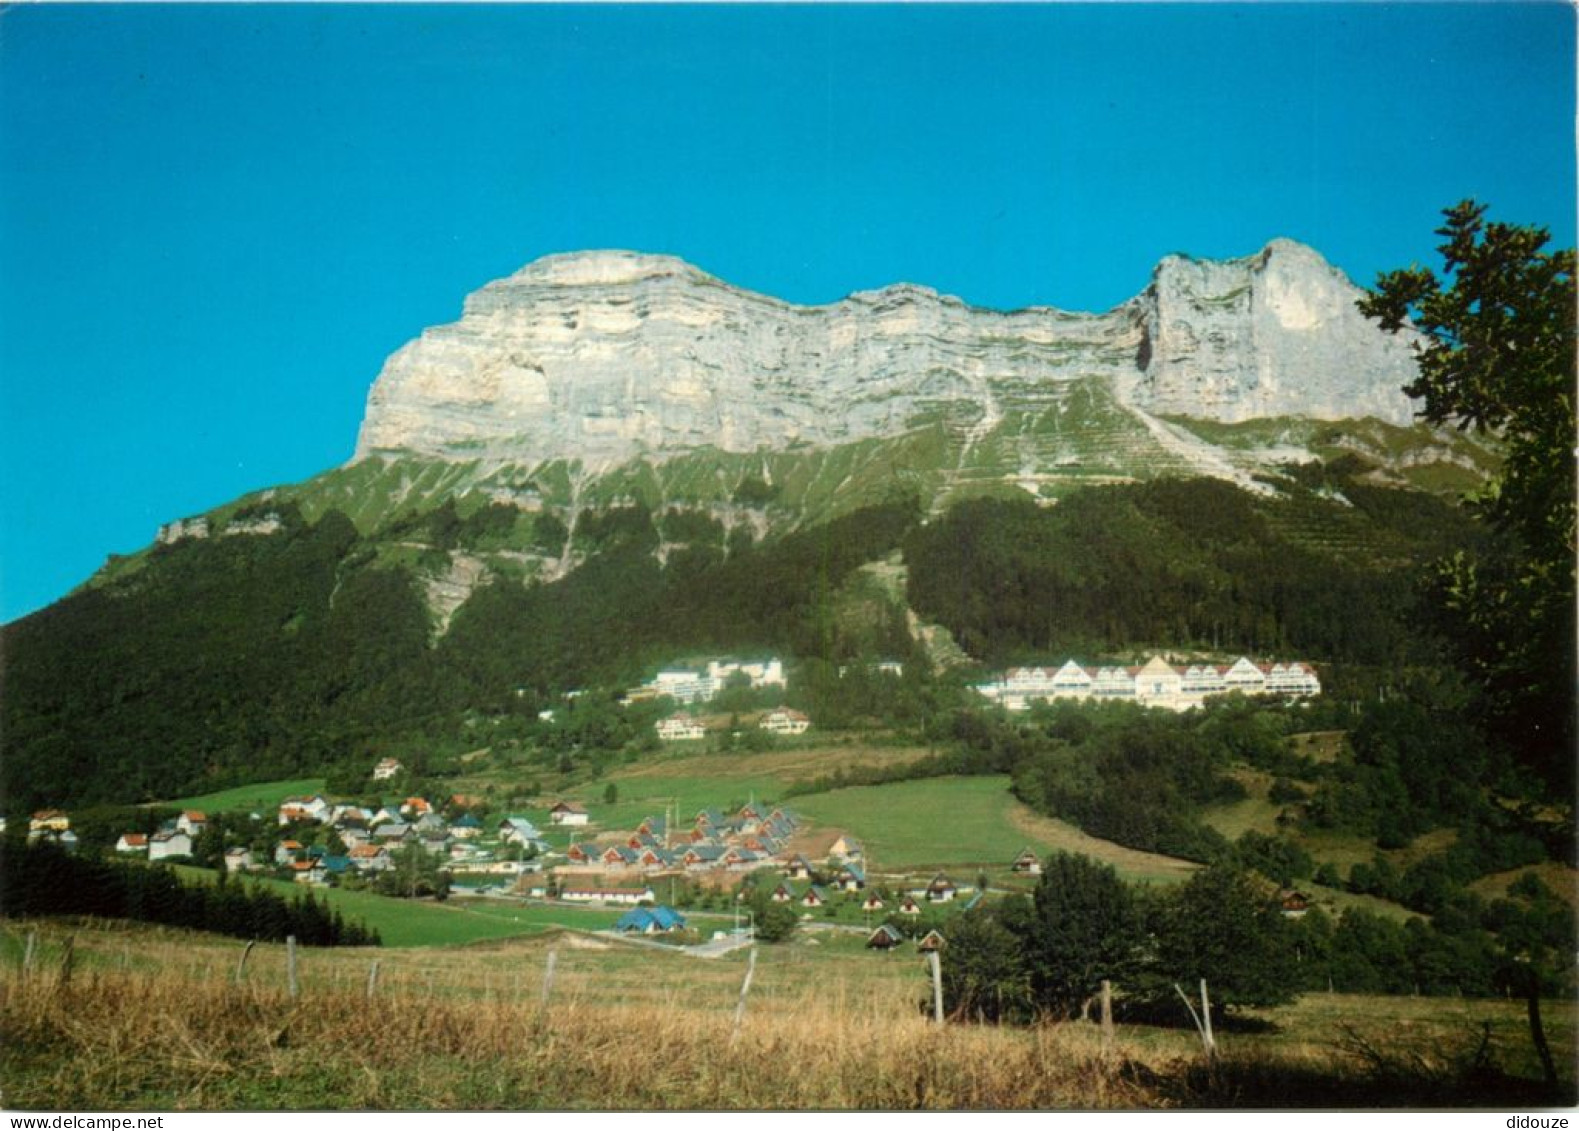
[354,243,1418,466]
[1126,239,1421,423]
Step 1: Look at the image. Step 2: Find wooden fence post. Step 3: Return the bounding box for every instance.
[1199,979,1216,1060]
[927,950,944,1024]
[1100,979,1115,1048]
[286,935,299,1000]
[22,929,37,976]
[540,949,558,1008]
[731,948,759,1045]
[57,935,76,989]
[366,959,380,1002]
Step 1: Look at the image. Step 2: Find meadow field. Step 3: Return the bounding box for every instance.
[791,775,1199,883]
[1,918,1572,1110]
[170,866,630,948]
[158,777,328,814]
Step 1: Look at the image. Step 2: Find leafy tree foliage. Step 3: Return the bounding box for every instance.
[938,899,1034,1022]
[1022,853,1145,1017]
[1151,864,1299,1012]
[1000,702,1244,860]
[1359,200,1576,791]
[373,843,451,900]
[747,888,799,943]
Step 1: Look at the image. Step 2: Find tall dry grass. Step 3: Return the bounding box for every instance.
[2,920,1570,1110]
[1,962,1162,1110]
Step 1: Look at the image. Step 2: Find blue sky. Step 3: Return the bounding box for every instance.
[2,3,1574,621]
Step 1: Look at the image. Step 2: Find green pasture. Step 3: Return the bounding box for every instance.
[171,866,626,947]
[795,775,1140,875]
[157,777,327,814]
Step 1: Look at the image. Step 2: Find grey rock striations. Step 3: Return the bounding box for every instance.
[354,243,1419,468]
[1128,239,1420,423]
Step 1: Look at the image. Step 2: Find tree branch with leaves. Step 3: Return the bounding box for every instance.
[1359,201,1576,789]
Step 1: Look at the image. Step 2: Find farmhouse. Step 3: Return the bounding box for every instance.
[550,801,590,826]
[374,822,413,845]
[1011,848,1042,875]
[289,859,324,885]
[656,715,706,741]
[759,708,811,735]
[372,757,403,781]
[498,817,545,848]
[176,810,207,836]
[224,848,253,873]
[1280,889,1312,918]
[349,844,392,873]
[115,833,148,854]
[278,795,331,825]
[148,831,193,862]
[29,810,70,837]
[925,874,958,903]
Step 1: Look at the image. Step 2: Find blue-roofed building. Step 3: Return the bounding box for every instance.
[614,905,688,934]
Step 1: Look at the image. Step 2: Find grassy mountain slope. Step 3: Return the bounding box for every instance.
[4,434,1492,815]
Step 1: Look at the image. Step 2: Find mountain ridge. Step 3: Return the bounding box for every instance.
[353,240,1423,471]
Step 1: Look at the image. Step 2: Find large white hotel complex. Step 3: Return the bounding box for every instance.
[975,656,1320,713]
[627,658,787,706]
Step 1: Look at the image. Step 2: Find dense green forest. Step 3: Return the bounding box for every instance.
[0,497,920,810]
[903,475,1488,665]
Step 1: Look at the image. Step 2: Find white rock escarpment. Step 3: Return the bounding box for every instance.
[353,243,1419,466]
[1127,239,1421,423]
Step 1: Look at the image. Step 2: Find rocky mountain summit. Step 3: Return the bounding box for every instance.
[355,241,1421,469]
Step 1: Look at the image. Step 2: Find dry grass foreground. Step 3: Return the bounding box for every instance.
[4,968,1152,1110]
[2,920,1572,1111]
